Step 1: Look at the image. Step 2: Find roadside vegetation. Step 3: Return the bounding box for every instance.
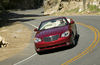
[64,8,79,13]
[88,5,100,12]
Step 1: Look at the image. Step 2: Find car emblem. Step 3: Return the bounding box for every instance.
[49,36,53,41]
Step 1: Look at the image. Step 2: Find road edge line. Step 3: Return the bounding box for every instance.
[13,53,37,65]
[13,23,38,65]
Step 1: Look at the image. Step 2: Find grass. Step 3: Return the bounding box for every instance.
[51,4,100,16]
[59,7,79,15]
[51,7,80,16]
[66,8,79,13]
[88,5,100,12]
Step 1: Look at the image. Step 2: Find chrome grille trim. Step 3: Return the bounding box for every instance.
[43,35,59,42]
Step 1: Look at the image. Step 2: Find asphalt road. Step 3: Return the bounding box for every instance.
[0,8,100,65]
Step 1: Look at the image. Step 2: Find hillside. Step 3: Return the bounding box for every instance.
[44,0,100,15]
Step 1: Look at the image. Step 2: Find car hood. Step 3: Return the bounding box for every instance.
[36,26,69,38]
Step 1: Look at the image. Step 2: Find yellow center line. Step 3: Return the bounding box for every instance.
[62,23,97,65]
[89,25,100,49]
[61,22,100,65]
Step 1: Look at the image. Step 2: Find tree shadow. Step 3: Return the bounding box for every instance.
[7,12,45,19]
[0,11,45,27]
[38,34,80,55]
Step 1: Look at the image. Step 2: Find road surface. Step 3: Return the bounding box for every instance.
[0,8,100,65]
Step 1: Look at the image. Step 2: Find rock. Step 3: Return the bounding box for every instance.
[0,36,8,48]
[44,0,100,15]
[98,6,100,9]
[92,0,99,6]
[79,8,82,12]
[44,0,61,15]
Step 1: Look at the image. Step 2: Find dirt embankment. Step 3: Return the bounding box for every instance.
[0,22,32,61]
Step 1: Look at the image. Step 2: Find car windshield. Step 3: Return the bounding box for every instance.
[38,18,68,30]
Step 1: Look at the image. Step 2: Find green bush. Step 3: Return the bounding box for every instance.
[88,5,100,12]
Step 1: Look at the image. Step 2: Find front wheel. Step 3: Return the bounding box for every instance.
[36,51,43,55]
[35,47,42,55]
[71,33,76,46]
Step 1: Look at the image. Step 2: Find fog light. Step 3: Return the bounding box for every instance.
[37,48,40,51]
[66,42,70,45]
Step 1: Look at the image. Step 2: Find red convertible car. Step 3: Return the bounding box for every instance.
[34,17,77,54]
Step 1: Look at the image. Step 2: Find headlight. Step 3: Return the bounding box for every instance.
[61,31,70,37]
[34,38,41,43]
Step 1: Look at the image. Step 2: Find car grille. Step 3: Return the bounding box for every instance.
[43,35,59,42]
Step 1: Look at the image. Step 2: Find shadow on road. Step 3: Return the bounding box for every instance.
[0,11,45,27]
[38,34,80,55]
[7,12,45,19]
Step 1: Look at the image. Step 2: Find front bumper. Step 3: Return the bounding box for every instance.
[35,36,72,52]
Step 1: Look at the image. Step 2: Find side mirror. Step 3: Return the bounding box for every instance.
[70,20,74,24]
[34,28,38,31]
[67,18,74,24]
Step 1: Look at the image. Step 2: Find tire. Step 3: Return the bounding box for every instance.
[71,33,76,46]
[36,51,42,55]
[75,24,78,39]
[35,47,42,55]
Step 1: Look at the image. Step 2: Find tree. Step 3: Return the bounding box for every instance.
[0,0,6,12]
[83,0,86,10]
[8,0,43,9]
